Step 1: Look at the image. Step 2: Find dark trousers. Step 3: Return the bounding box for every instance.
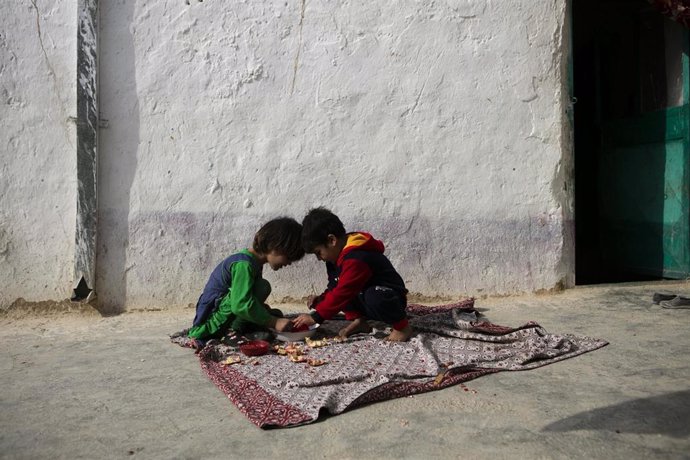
[201,279,281,338]
[344,285,407,324]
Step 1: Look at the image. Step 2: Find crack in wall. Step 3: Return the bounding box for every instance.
[290,0,306,95]
[29,0,73,148]
[405,54,441,117]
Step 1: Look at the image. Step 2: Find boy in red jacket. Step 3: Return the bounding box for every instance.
[292,208,412,341]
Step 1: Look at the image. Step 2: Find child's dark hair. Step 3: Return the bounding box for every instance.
[301,207,346,252]
[253,217,305,261]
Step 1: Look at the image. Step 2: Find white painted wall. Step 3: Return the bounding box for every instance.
[2,0,574,311]
[0,2,77,307]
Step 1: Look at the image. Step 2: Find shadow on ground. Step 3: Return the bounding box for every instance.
[542,389,690,438]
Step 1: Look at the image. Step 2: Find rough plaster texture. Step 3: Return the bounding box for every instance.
[0,2,77,307]
[2,0,574,311]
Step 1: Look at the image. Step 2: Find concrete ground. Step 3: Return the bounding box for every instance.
[1,281,689,460]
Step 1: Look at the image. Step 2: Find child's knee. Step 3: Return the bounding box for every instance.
[253,279,272,301]
[363,286,403,308]
[362,286,406,322]
[267,307,284,317]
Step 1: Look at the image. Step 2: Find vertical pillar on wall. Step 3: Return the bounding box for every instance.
[72,0,98,302]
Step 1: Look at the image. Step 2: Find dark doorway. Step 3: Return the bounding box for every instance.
[573,0,690,284]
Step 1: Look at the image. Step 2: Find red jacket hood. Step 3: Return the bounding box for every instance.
[338,232,384,263]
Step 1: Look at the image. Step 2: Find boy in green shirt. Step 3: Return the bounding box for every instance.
[187,217,304,347]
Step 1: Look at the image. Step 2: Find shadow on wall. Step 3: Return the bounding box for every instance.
[542,390,690,438]
[96,0,139,315]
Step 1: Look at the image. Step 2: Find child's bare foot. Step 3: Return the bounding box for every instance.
[386,325,413,342]
[338,318,372,338]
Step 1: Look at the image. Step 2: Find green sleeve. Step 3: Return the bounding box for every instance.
[187,261,271,339]
[226,262,272,325]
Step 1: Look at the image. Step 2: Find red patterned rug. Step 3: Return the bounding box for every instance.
[172,300,608,428]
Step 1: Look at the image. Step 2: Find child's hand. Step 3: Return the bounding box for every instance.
[292,314,316,329]
[274,317,292,332]
[307,295,322,310]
